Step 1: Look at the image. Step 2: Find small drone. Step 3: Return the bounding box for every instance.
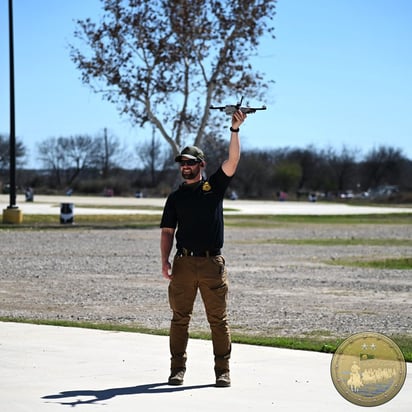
[210,96,267,116]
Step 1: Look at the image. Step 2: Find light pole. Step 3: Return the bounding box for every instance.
[3,0,23,223]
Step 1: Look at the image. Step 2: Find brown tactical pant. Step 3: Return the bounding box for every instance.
[168,254,231,372]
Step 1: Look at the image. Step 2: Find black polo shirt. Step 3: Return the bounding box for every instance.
[160,167,232,252]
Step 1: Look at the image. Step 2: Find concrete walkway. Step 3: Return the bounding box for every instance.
[1,322,410,411]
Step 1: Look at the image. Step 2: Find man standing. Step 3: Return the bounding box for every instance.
[160,110,247,387]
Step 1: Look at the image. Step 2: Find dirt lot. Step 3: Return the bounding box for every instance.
[0,224,411,340]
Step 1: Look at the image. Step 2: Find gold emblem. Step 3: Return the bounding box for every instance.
[330,332,407,407]
[202,181,211,192]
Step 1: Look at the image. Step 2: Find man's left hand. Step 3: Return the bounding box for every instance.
[232,110,247,129]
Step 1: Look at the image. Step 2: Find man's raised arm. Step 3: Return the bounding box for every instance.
[222,110,247,177]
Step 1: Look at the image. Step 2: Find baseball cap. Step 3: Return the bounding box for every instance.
[175,146,205,162]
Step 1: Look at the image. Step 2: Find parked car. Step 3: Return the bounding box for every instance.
[339,190,354,199]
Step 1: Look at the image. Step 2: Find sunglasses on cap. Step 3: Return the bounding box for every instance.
[179,159,201,166]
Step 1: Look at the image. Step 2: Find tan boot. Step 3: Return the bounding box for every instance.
[168,368,185,385]
[215,369,231,387]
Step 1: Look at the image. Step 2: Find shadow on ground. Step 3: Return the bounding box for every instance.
[42,382,215,406]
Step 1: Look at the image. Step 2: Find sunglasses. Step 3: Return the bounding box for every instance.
[179,159,200,166]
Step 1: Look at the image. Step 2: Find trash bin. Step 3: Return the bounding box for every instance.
[25,187,34,202]
[60,203,74,224]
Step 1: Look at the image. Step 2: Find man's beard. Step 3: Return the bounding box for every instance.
[181,166,200,180]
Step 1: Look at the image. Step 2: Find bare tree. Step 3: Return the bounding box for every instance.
[273,160,302,193]
[235,149,276,198]
[93,128,130,178]
[287,146,324,192]
[38,135,98,187]
[135,127,167,186]
[361,146,407,189]
[37,137,68,187]
[0,134,27,172]
[324,145,359,193]
[64,135,98,184]
[70,0,276,157]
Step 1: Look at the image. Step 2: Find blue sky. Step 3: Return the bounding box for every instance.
[1,0,411,169]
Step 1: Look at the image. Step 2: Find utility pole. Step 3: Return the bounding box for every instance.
[3,0,23,224]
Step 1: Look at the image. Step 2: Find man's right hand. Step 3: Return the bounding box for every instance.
[160,227,175,280]
[162,261,172,280]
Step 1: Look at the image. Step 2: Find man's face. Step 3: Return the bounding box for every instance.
[179,157,202,180]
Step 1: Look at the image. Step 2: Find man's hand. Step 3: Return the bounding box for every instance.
[222,109,246,177]
[162,260,172,280]
[160,227,175,280]
[232,109,247,129]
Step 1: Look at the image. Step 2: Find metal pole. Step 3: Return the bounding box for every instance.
[8,0,17,208]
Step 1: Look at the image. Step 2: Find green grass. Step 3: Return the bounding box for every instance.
[51,204,165,211]
[239,236,412,269]
[1,317,410,362]
[248,238,412,247]
[224,213,412,227]
[2,212,412,230]
[240,236,412,269]
[328,257,412,270]
[0,214,161,229]
[0,317,169,336]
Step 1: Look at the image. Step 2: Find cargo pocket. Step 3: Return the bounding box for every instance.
[211,255,226,275]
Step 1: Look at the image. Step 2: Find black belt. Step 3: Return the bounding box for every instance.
[176,248,221,257]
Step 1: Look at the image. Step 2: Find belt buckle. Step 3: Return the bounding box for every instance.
[181,248,215,257]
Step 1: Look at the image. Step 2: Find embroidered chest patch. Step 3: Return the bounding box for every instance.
[202,181,212,192]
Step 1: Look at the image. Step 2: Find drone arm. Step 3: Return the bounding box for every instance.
[240,106,267,114]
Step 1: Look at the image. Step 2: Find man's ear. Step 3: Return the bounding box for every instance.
[200,161,206,168]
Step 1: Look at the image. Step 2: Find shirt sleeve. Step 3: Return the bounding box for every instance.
[160,194,177,229]
[209,166,233,197]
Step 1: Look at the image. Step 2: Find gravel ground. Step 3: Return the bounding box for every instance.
[0,224,411,340]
